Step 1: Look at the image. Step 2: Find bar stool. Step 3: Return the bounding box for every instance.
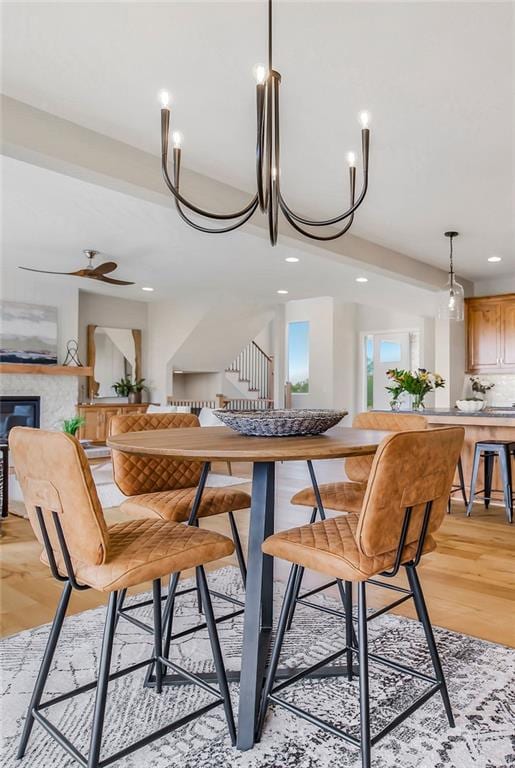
[10,427,237,767]
[258,426,464,768]
[286,411,428,630]
[467,440,514,523]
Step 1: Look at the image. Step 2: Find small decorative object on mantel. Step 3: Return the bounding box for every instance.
[62,339,83,367]
[214,409,347,437]
[470,376,495,409]
[112,376,147,404]
[386,368,445,411]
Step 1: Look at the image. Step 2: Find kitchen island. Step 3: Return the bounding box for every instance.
[375,408,515,503]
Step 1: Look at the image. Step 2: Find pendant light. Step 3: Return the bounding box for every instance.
[437,231,464,322]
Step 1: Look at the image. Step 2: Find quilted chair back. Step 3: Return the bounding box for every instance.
[356,427,463,559]
[345,411,428,484]
[109,412,202,496]
[9,427,109,566]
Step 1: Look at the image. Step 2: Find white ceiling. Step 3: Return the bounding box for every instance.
[1,1,514,280]
[1,155,436,316]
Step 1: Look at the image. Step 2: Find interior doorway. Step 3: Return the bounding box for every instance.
[363,330,419,410]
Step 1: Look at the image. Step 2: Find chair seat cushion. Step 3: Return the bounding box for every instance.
[262,515,435,582]
[42,518,235,592]
[120,486,251,522]
[290,481,366,514]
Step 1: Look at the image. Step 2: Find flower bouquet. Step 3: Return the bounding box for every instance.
[386,368,445,411]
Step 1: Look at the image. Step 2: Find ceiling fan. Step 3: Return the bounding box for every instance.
[18,250,135,285]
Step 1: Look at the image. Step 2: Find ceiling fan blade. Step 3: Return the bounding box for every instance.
[88,274,135,286]
[91,261,118,275]
[18,266,74,276]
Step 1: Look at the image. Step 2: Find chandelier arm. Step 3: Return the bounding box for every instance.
[280,128,369,226]
[174,197,259,234]
[256,84,268,212]
[279,198,355,241]
[162,161,257,221]
[160,116,257,220]
[278,165,356,241]
[268,74,280,246]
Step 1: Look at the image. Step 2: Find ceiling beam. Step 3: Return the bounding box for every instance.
[1,95,471,293]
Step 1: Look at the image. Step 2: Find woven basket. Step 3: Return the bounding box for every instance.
[213,409,347,437]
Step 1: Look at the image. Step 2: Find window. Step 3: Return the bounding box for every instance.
[288,321,309,393]
[379,339,402,363]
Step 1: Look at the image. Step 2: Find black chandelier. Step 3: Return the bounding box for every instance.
[159,0,371,246]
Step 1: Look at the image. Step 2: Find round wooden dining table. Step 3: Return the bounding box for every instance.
[107,425,390,750]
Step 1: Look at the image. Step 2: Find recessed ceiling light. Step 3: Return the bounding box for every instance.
[285,257,299,263]
[355,277,368,283]
[277,289,289,294]
[487,256,502,263]
[142,286,154,291]
[174,370,184,374]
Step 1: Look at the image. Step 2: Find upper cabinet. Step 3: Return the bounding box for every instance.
[465,294,515,373]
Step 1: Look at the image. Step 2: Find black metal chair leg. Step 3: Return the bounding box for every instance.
[406,565,455,727]
[285,565,305,631]
[458,457,468,507]
[114,588,127,631]
[88,591,118,768]
[153,579,163,694]
[467,446,482,516]
[17,581,72,759]
[357,582,371,768]
[345,580,354,682]
[498,447,513,524]
[256,565,300,740]
[193,520,203,614]
[228,510,247,587]
[484,452,494,510]
[196,566,237,746]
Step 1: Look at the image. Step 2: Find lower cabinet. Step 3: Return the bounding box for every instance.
[77,403,148,444]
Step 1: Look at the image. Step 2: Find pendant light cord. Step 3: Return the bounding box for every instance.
[268,0,273,73]
[449,234,454,277]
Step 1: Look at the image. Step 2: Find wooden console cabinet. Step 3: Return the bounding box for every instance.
[77,403,148,444]
[465,294,515,374]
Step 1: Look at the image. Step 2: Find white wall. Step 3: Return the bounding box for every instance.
[474,277,515,296]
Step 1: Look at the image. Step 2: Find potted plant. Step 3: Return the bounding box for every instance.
[469,377,495,409]
[386,368,445,411]
[62,416,85,437]
[112,376,146,404]
[128,378,146,404]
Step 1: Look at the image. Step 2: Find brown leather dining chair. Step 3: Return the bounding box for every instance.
[10,427,237,768]
[258,426,464,768]
[108,411,251,664]
[286,411,428,630]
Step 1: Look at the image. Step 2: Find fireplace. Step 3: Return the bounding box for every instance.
[0,395,41,442]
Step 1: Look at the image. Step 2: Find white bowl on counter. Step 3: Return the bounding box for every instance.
[456,399,485,413]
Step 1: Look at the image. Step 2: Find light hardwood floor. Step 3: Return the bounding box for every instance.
[1,459,514,646]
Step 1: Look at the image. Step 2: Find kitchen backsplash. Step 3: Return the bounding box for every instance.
[462,374,515,407]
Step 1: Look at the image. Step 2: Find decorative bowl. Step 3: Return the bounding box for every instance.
[213,408,348,437]
[456,399,485,413]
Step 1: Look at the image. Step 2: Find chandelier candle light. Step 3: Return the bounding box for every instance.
[158,0,370,246]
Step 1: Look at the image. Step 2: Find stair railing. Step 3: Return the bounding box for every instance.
[226,341,274,401]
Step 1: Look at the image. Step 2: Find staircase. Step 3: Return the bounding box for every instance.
[225,341,274,406]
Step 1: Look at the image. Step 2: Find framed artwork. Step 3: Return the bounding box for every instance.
[0,300,58,364]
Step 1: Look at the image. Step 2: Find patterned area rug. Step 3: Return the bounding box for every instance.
[1,567,514,767]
